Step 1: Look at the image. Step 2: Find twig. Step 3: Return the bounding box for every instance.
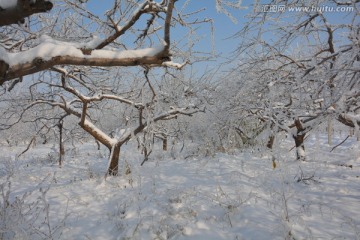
[144,68,156,102]
[330,135,350,152]
[17,136,36,158]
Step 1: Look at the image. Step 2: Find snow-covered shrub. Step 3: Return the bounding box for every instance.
[0,176,68,240]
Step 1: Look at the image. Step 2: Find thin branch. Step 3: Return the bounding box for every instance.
[95,1,150,49]
[17,136,36,158]
[330,135,350,152]
[164,0,176,53]
[144,68,156,102]
[80,102,87,126]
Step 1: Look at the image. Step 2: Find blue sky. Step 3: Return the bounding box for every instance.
[84,1,252,66]
[84,0,358,72]
[185,1,250,55]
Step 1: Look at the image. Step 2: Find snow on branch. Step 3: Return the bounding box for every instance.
[162,60,188,70]
[117,106,204,144]
[337,113,360,128]
[0,0,187,85]
[0,0,53,26]
[0,36,171,84]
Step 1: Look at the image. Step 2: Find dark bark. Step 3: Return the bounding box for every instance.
[267,135,275,149]
[140,147,149,166]
[163,137,167,151]
[95,140,100,150]
[0,60,9,79]
[0,0,53,27]
[108,143,121,176]
[58,121,65,167]
[293,119,306,161]
[337,114,359,128]
[164,0,176,52]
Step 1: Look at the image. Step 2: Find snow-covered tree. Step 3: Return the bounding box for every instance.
[225,0,359,159]
[0,0,214,175]
[0,0,185,85]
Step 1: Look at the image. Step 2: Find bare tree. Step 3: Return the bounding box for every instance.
[223,0,359,159]
[0,0,214,175]
[0,0,185,86]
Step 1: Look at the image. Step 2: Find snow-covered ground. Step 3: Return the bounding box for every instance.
[0,134,359,240]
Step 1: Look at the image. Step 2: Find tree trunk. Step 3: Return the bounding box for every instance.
[58,122,65,167]
[294,134,305,161]
[293,119,306,161]
[327,118,333,145]
[267,135,275,149]
[108,143,121,176]
[163,137,168,151]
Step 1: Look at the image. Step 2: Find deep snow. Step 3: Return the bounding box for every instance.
[0,134,359,240]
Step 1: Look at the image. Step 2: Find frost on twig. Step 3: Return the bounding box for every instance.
[162,60,188,70]
[0,175,68,239]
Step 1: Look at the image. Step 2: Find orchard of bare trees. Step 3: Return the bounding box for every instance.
[200,0,359,160]
[1,1,360,239]
[0,0,212,175]
[0,0,359,172]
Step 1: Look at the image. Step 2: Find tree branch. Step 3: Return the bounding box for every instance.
[95,1,148,50]
[1,51,169,85]
[0,0,53,27]
[330,135,350,152]
[0,0,183,85]
[337,114,360,128]
[164,0,176,53]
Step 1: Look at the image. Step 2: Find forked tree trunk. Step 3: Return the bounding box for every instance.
[293,119,306,161]
[108,143,121,176]
[78,118,121,175]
